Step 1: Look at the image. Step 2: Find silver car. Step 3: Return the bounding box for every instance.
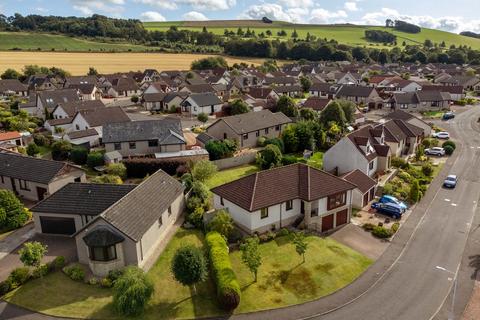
[425,147,446,156]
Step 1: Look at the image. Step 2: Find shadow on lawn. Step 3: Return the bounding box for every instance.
[257,263,317,298]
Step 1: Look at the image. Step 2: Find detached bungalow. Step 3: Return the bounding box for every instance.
[0,152,86,201]
[383,109,432,137]
[212,163,356,234]
[336,85,383,109]
[31,170,185,276]
[0,79,28,97]
[391,91,451,111]
[341,169,377,209]
[181,93,223,116]
[103,119,186,157]
[206,109,292,148]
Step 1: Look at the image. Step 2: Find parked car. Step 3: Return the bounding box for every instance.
[371,202,405,219]
[379,195,408,210]
[442,112,455,120]
[425,147,446,156]
[443,175,458,188]
[433,131,450,139]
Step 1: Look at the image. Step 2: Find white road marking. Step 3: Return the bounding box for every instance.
[445,199,451,202]
[452,203,457,207]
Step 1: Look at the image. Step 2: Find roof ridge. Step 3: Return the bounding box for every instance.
[249,172,259,211]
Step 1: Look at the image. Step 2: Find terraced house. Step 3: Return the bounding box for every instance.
[212,163,356,234]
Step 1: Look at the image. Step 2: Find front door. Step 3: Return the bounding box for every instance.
[363,192,370,207]
[211,105,215,114]
[36,187,47,201]
[301,201,305,215]
[10,178,17,194]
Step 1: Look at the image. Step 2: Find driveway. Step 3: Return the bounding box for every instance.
[0,233,77,281]
[329,224,388,260]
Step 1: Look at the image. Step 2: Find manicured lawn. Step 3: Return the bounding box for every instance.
[231,235,372,313]
[4,230,371,319]
[205,164,259,189]
[421,111,444,119]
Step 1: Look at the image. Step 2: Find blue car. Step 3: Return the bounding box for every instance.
[371,202,405,219]
[442,112,455,120]
[379,195,408,211]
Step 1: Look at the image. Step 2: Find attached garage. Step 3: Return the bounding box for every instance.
[341,169,377,210]
[40,216,76,235]
[336,209,349,227]
[322,214,334,232]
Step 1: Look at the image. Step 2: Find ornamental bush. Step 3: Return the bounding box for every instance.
[205,231,241,310]
[0,190,31,230]
[8,267,31,287]
[442,140,456,150]
[63,264,85,281]
[87,152,105,168]
[444,145,454,155]
[113,266,154,316]
[70,147,89,165]
[372,226,393,238]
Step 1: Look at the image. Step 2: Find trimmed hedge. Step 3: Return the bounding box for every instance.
[205,231,241,310]
[123,158,188,177]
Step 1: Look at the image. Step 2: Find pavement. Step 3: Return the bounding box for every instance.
[2,107,480,320]
[329,224,388,260]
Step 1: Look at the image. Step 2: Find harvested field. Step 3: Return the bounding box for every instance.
[0,52,266,75]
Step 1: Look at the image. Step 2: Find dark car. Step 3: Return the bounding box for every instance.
[442,112,455,120]
[371,202,405,219]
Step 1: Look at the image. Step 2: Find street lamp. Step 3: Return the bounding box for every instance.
[435,265,458,320]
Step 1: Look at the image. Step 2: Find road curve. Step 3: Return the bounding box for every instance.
[2,108,480,320]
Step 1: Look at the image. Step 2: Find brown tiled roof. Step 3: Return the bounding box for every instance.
[422,85,464,95]
[303,97,331,111]
[212,163,356,212]
[67,128,99,139]
[374,144,390,157]
[56,100,105,117]
[341,169,377,193]
[247,87,274,99]
[77,107,130,127]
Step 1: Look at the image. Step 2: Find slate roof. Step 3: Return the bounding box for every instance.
[67,128,99,140]
[341,169,377,194]
[38,89,80,110]
[0,79,27,93]
[0,152,77,184]
[208,109,291,135]
[143,92,167,102]
[274,85,302,93]
[247,87,274,99]
[31,183,136,216]
[310,82,335,93]
[102,118,185,144]
[337,85,376,98]
[77,106,130,127]
[212,163,356,212]
[187,93,223,107]
[83,225,125,247]
[100,169,185,241]
[68,83,96,95]
[183,84,215,93]
[346,126,389,161]
[56,100,105,117]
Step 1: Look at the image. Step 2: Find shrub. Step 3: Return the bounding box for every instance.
[0,280,12,296]
[442,140,456,150]
[206,231,241,310]
[53,256,66,270]
[88,278,99,285]
[391,157,410,169]
[107,268,125,284]
[281,155,298,165]
[113,266,154,316]
[0,189,31,229]
[70,147,88,165]
[51,140,72,161]
[191,160,217,183]
[91,174,123,184]
[264,137,285,153]
[26,143,40,156]
[197,112,208,124]
[277,228,290,237]
[187,206,205,228]
[391,222,400,234]
[32,264,49,279]
[33,133,50,146]
[422,163,434,177]
[372,226,393,238]
[106,163,127,179]
[208,210,234,239]
[9,267,30,287]
[362,223,376,231]
[444,145,454,155]
[63,264,85,281]
[257,136,266,147]
[87,152,105,168]
[101,278,113,288]
[227,227,244,244]
[256,144,282,169]
[409,179,421,203]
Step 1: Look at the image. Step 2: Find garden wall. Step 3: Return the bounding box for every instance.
[213,150,257,170]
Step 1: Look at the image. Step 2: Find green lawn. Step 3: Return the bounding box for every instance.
[421,111,444,119]
[206,164,259,189]
[144,22,480,50]
[0,32,152,52]
[4,229,372,319]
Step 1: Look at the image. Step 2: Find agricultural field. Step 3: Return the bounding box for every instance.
[0,32,151,52]
[0,52,265,75]
[144,21,480,50]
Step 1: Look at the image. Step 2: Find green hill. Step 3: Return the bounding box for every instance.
[144,20,480,50]
[0,32,151,52]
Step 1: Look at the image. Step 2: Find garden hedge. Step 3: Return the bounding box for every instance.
[205,231,241,310]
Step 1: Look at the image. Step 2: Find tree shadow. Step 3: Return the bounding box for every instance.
[468,254,480,280]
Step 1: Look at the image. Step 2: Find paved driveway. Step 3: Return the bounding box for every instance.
[0,234,77,281]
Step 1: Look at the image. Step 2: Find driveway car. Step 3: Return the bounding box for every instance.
[425,147,446,156]
[379,195,408,210]
[443,175,458,188]
[442,112,455,120]
[433,131,450,139]
[371,202,405,219]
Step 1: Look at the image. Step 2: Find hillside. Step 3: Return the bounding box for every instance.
[0,32,152,52]
[144,20,480,50]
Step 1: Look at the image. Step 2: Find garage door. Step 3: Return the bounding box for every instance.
[322,214,334,232]
[336,209,348,227]
[40,216,76,235]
